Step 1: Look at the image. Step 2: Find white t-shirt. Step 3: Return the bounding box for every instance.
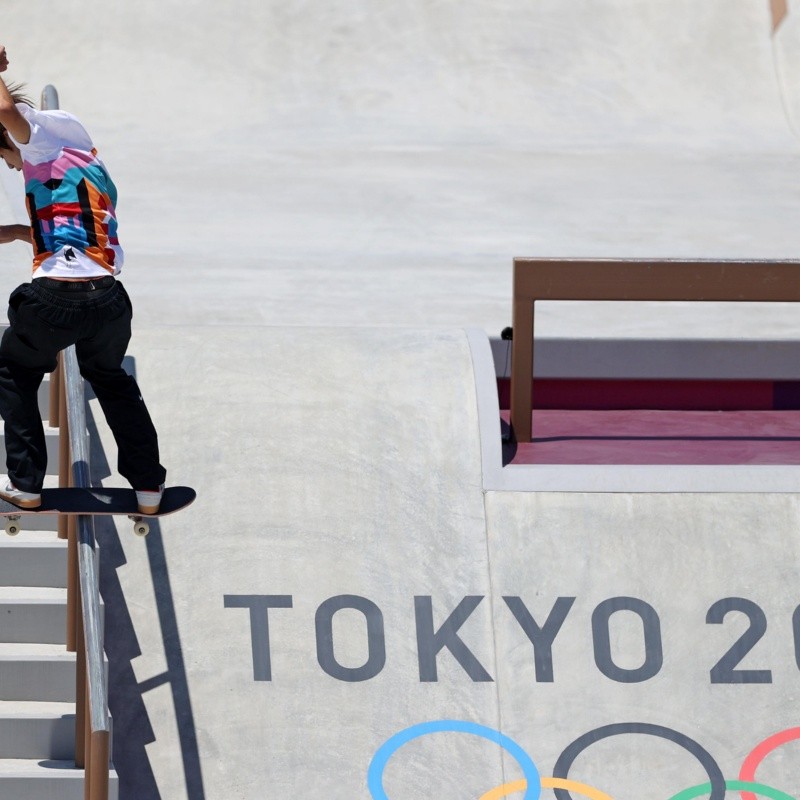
[11,105,124,279]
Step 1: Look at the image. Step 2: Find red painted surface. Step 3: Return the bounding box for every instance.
[504,410,800,465]
[496,379,800,411]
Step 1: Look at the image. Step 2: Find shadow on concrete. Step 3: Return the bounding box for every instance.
[87,358,206,800]
[500,417,517,467]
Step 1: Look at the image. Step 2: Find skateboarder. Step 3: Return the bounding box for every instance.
[0,45,166,512]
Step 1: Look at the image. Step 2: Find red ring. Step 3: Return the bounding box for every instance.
[739,727,800,800]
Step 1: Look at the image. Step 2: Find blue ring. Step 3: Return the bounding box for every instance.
[367,720,541,799]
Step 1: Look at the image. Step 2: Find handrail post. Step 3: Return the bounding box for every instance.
[88,732,110,800]
[66,517,78,652]
[75,587,86,769]
[83,687,91,800]
[58,357,69,540]
[83,718,91,800]
[510,262,534,444]
[49,353,61,428]
[63,359,77,649]
[49,348,79,652]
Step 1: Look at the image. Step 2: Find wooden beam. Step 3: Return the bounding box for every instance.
[509,259,800,443]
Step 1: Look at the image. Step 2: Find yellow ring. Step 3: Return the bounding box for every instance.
[479,777,614,800]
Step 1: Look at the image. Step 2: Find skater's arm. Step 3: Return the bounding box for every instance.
[0,224,29,245]
[0,47,30,145]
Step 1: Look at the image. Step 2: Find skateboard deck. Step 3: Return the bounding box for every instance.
[0,486,196,537]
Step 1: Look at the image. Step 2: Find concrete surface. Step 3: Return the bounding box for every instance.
[89,326,800,800]
[93,327,497,800]
[0,0,797,334]
[485,489,800,799]
[0,2,796,800]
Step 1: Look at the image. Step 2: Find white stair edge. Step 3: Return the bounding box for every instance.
[0,534,66,545]
[0,643,74,659]
[0,587,67,601]
[0,759,119,800]
[0,699,75,717]
[0,759,83,774]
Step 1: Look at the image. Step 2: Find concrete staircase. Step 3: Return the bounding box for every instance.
[0,376,119,798]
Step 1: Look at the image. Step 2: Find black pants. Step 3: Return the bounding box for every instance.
[0,279,166,493]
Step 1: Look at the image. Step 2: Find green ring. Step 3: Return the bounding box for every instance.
[668,780,796,800]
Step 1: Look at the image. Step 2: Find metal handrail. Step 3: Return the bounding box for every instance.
[510,257,800,442]
[42,85,110,800]
[62,349,110,798]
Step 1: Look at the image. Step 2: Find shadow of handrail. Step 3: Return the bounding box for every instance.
[86,362,206,799]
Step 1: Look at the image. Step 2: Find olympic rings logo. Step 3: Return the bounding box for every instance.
[368,721,800,799]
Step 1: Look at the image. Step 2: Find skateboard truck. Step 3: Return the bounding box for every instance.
[6,513,149,537]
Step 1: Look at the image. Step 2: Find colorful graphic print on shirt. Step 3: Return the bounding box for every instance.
[24,146,121,274]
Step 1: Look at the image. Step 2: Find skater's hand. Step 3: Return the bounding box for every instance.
[0,47,8,74]
[0,224,27,244]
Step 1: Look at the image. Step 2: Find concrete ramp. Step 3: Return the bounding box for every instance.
[99,326,494,799]
[2,0,794,151]
[90,326,800,800]
[2,1,799,336]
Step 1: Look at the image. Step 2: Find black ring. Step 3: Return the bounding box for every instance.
[552,722,726,800]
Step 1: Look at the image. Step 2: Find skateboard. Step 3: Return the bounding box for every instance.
[0,486,196,537]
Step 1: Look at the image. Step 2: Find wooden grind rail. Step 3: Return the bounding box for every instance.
[510,258,800,443]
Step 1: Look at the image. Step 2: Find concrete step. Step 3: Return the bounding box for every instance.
[0,534,67,587]
[0,644,76,702]
[0,363,59,420]
[0,376,76,419]
[0,759,118,800]
[0,701,75,759]
[0,425,87,478]
[1,513,59,532]
[0,587,67,644]
[0,426,71,477]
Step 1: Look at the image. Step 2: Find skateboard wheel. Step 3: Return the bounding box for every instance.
[5,521,20,536]
[133,520,150,537]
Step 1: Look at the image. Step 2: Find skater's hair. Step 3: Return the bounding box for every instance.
[0,83,33,150]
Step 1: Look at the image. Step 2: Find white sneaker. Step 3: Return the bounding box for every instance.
[0,479,41,509]
[136,484,164,514]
